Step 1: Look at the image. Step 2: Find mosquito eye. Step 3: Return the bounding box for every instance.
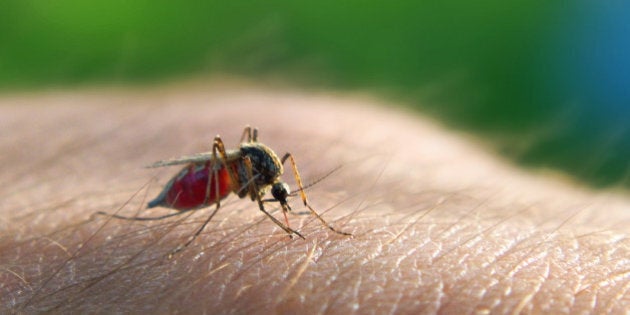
[271,182,290,201]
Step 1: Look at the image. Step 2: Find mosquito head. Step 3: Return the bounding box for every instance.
[271,181,291,208]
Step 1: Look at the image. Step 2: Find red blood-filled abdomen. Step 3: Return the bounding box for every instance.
[148,163,232,210]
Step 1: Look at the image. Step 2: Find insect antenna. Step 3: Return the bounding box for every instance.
[262,165,342,203]
[289,164,342,196]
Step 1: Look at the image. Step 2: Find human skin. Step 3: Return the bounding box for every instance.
[1,81,629,314]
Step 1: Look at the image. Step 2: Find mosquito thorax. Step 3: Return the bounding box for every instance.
[239,142,283,186]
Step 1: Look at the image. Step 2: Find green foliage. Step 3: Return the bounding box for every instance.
[1,1,627,189]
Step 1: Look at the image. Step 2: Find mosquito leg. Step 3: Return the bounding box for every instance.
[169,136,236,256]
[97,188,186,221]
[281,153,352,236]
[96,208,194,221]
[257,197,304,240]
[243,156,304,239]
[168,203,221,257]
[215,135,239,188]
[202,161,214,205]
[259,198,298,223]
[204,136,227,209]
[240,126,252,143]
[252,127,258,142]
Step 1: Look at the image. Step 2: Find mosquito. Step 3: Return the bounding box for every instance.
[99,126,351,254]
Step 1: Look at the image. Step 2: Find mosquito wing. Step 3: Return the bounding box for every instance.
[146,150,241,168]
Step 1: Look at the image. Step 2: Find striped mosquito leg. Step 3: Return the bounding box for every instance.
[239,126,253,143]
[243,156,304,239]
[169,136,234,257]
[281,153,352,236]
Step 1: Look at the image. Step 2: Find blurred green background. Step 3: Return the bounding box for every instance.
[1,1,628,189]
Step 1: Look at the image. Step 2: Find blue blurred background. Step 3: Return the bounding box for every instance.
[1,1,628,189]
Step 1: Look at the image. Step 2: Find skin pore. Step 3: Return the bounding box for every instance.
[1,81,629,314]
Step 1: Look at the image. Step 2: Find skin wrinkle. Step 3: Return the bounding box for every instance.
[461,206,584,312]
[318,241,376,313]
[374,227,434,313]
[277,240,318,301]
[16,217,151,312]
[436,212,556,312]
[222,234,325,313]
[504,248,551,312]
[508,209,592,313]
[385,196,444,247]
[37,218,174,311]
[2,112,140,208]
[608,279,630,312]
[431,194,498,256]
[233,231,307,278]
[516,260,551,314]
[2,83,630,313]
[385,233,426,314]
[107,223,193,290]
[470,231,535,311]
[87,214,186,307]
[434,203,532,266]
